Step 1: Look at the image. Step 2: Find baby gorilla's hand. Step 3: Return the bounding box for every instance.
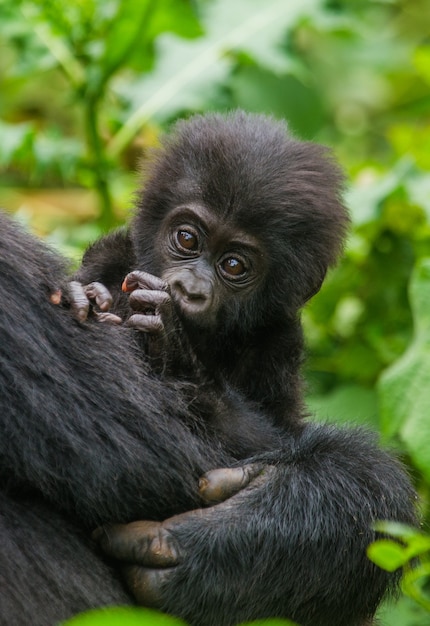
[122,271,171,334]
[122,270,203,380]
[67,281,122,324]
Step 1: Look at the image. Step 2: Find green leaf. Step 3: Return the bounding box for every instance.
[413,46,430,85]
[402,562,430,613]
[373,522,423,541]
[229,67,325,139]
[92,0,156,90]
[374,523,430,559]
[62,606,187,626]
[378,258,430,482]
[146,0,203,40]
[242,620,298,625]
[18,2,86,87]
[0,120,34,166]
[61,607,299,626]
[367,539,409,572]
[307,384,378,427]
[345,159,415,226]
[377,592,430,626]
[108,0,321,157]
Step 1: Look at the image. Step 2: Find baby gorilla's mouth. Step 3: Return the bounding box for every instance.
[171,288,210,317]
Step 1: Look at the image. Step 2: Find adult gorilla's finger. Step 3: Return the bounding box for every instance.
[198,464,268,504]
[121,565,175,608]
[92,520,181,566]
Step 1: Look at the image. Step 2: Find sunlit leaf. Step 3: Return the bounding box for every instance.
[108,0,321,156]
[378,258,430,483]
[413,46,430,85]
[62,606,186,626]
[367,539,409,572]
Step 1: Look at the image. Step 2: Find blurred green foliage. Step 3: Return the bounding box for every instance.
[63,607,187,626]
[62,606,297,626]
[369,522,430,619]
[1,0,430,624]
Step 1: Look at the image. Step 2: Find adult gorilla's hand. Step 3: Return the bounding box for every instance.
[91,426,417,626]
[92,464,267,609]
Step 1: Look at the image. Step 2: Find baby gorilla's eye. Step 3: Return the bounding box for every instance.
[220,256,246,278]
[176,229,198,252]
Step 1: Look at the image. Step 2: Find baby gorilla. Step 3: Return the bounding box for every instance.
[74,111,349,430]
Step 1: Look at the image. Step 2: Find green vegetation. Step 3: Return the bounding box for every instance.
[1,1,429,624]
[62,607,297,626]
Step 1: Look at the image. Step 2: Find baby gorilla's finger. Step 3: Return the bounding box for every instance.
[84,281,113,312]
[93,311,123,325]
[128,289,171,313]
[92,521,181,566]
[122,271,168,293]
[68,281,90,322]
[127,313,164,333]
[122,565,175,608]
[198,464,266,504]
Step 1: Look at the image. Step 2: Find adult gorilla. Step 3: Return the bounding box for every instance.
[0,209,416,626]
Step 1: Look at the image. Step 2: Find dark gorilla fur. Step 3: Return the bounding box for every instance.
[0,113,417,626]
[0,211,282,624]
[76,112,349,427]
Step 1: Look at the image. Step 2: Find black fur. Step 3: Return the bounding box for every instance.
[76,112,349,428]
[0,211,281,624]
[0,113,417,626]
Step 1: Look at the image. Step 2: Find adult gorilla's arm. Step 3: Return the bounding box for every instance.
[0,212,278,528]
[95,425,417,626]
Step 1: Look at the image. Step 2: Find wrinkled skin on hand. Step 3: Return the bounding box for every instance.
[67,272,201,378]
[92,464,266,609]
[122,271,207,378]
[122,271,171,334]
[67,272,170,331]
[67,280,122,324]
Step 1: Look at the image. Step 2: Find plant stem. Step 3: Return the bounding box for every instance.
[107,0,295,159]
[20,5,85,89]
[84,97,115,229]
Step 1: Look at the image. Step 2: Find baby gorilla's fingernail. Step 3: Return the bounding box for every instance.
[77,309,88,322]
[49,289,62,305]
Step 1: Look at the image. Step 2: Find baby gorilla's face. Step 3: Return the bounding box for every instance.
[157,203,266,330]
